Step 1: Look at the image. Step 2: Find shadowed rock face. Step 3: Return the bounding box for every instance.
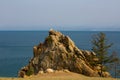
[18,30,111,77]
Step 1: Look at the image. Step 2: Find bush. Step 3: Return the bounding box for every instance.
[26,66,34,76]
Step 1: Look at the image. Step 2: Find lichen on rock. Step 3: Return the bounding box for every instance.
[18,29,111,78]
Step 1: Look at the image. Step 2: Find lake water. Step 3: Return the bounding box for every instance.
[0,31,120,77]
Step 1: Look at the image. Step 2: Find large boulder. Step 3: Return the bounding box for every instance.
[18,29,110,77]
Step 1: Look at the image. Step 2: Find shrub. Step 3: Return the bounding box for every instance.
[26,66,34,76]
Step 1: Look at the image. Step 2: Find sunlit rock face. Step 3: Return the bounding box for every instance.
[18,30,111,78]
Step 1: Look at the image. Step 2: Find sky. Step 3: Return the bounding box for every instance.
[0,0,120,31]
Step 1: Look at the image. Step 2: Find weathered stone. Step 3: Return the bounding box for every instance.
[19,29,111,77]
[33,46,38,57]
[102,72,111,77]
[38,71,44,74]
[18,71,25,78]
[63,69,70,73]
[46,68,54,73]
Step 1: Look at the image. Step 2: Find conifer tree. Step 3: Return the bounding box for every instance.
[91,32,113,77]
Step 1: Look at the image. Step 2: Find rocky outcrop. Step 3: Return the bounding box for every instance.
[18,29,111,77]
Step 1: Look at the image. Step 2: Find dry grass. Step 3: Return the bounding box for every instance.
[0,71,118,80]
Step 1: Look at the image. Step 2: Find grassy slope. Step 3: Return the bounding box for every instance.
[0,72,116,80]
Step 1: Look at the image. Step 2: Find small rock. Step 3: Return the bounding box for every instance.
[102,72,111,77]
[46,68,54,73]
[38,71,44,74]
[63,69,70,73]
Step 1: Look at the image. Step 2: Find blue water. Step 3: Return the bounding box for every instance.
[0,31,120,77]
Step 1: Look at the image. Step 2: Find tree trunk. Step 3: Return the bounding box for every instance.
[100,64,103,77]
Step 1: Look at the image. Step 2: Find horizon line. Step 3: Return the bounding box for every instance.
[0,30,120,32]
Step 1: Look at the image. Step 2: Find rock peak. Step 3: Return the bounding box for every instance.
[49,29,63,36]
[18,30,111,78]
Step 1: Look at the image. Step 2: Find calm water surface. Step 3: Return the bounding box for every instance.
[0,31,120,77]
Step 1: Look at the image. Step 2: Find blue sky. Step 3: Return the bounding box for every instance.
[0,0,120,31]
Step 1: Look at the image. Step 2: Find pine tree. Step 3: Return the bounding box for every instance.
[91,32,113,77]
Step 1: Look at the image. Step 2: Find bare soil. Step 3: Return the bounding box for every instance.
[0,71,117,80]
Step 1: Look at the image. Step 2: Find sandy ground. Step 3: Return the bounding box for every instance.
[0,71,118,80]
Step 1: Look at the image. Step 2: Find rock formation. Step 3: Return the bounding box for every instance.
[18,29,111,77]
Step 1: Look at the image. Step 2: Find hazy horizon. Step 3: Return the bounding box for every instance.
[0,0,120,31]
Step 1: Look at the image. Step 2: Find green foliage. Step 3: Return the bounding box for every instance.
[91,32,113,77]
[89,56,98,66]
[92,32,112,64]
[26,66,34,76]
[109,51,119,63]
